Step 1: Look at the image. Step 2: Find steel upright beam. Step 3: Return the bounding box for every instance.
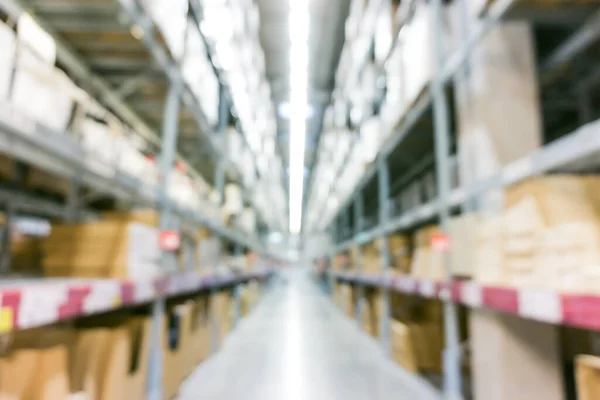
[215,83,229,203]
[353,195,365,326]
[377,156,391,354]
[147,77,183,400]
[431,0,463,398]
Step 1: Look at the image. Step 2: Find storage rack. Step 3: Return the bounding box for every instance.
[325,0,600,399]
[0,0,279,399]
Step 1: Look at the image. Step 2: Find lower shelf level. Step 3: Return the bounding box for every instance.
[178,267,439,400]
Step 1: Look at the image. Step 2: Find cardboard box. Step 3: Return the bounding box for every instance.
[470,310,563,400]
[449,213,481,278]
[363,289,383,337]
[390,320,418,372]
[0,326,73,399]
[70,315,151,400]
[163,303,193,399]
[455,21,541,209]
[11,47,75,132]
[25,168,70,197]
[10,235,43,276]
[42,220,161,279]
[411,225,444,280]
[185,296,211,375]
[576,355,600,400]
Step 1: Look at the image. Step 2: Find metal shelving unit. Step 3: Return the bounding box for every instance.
[0,1,280,399]
[325,0,600,399]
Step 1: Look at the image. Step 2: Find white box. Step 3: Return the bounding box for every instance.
[0,22,16,100]
[11,48,75,132]
[81,118,117,166]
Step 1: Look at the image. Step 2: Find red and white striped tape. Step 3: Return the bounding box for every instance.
[0,270,269,333]
[331,272,600,332]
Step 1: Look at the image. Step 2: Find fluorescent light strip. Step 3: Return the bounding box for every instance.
[288,0,309,234]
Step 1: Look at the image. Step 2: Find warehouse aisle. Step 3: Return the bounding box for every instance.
[178,268,440,400]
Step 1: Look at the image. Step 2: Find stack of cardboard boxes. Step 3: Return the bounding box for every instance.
[390,298,444,374]
[41,219,162,279]
[474,176,600,294]
[0,291,241,400]
[410,226,444,280]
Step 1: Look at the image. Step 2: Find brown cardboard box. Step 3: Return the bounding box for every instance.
[163,303,193,399]
[25,168,70,197]
[449,213,480,278]
[390,320,418,373]
[455,21,541,210]
[388,235,411,273]
[470,310,563,400]
[212,291,234,344]
[71,315,151,400]
[0,326,73,400]
[185,296,211,375]
[42,220,161,279]
[411,225,444,280]
[576,355,600,400]
[10,235,43,276]
[363,289,383,337]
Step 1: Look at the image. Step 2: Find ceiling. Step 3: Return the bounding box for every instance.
[255,0,351,187]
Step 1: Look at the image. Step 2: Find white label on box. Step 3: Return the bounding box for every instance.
[518,290,562,324]
[502,157,533,185]
[461,282,483,308]
[419,280,436,297]
[18,286,66,329]
[83,282,121,314]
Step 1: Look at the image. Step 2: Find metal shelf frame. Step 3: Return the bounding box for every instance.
[325,0,600,399]
[0,1,282,399]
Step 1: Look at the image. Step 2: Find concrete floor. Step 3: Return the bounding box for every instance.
[178,268,441,400]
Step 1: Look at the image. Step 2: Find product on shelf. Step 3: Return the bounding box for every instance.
[454,18,541,196]
[448,213,480,278]
[470,311,563,400]
[390,297,444,372]
[163,302,193,399]
[0,325,73,399]
[72,314,151,400]
[42,220,162,279]
[390,320,418,372]
[363,288,383,337]
[185,296,212,375]
[576,355,600,400]
[25,167,71,197]
[11,45,77,133]
[387,234,411,274]
[0,21,15,100]
[410,225,444,280]
[212,290,234,344]
[10,234,43,276]
[475,176,600,293]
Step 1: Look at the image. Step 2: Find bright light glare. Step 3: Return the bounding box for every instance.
[288,0,309,235]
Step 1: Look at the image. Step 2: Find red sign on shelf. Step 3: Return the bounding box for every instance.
[159,230,181,251]
[430,233,450,252]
